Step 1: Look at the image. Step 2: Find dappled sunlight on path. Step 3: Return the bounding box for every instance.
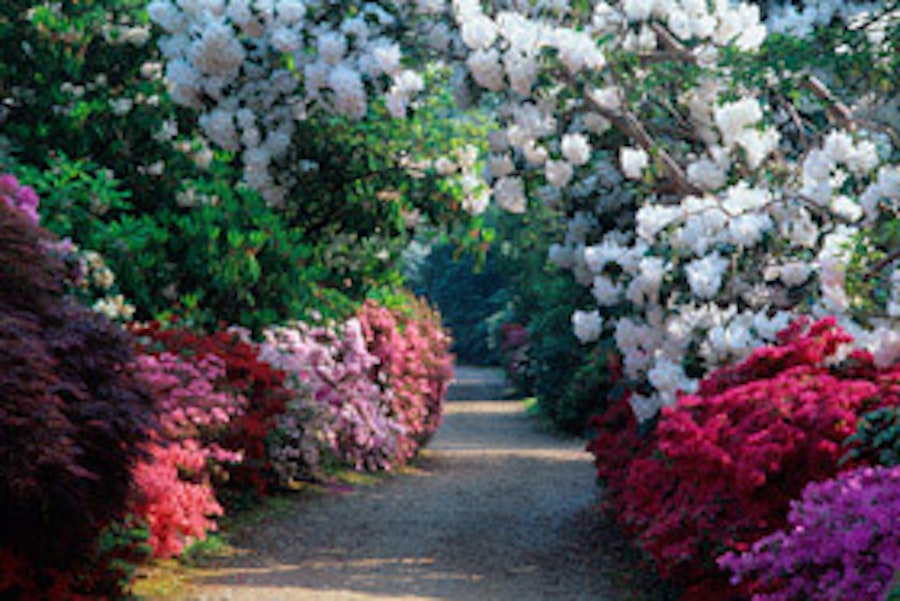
[164,366,638,600]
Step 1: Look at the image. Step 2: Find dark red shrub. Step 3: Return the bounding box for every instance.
[0,203,156,597]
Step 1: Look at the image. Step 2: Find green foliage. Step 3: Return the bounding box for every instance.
[843,406,900,468]
[490,203,606,434]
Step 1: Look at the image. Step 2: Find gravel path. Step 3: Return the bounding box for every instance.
[175,366,639,600]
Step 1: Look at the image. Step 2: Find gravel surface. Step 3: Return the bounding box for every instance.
[174,366,641,600]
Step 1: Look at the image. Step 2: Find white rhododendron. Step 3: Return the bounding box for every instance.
[150,0,899,423]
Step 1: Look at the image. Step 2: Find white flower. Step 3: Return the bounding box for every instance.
[318,32,348,65]
[592,275,624,306]
[467,48,505,91]
[487,153,515,178]
[561,133,592,166]
[626,257,667,306]
[462,189,490,215]
[734,127,780,169]
[687,158,727,190]
[328,65,367,118]
[522,140,549,166]
[572,310,604,343]
[777,261,813,287]
[620,146,649,180]
[628,393,661,424]
[494,176,527,213]
[685,252,729,299]
[460,14,497,50]
[587,86,621,111]
[714,98,762,148]
[545,159,574,188]
[372,41,403,75]
[621,0,655,22]
[648,358,695,407]
[434,156,457,175]
[583,112,612,135]
[188,20,246,80]
[503,51,537,96]
[830,195,863,222]
[268,25,300,52]
[636,204,680,240]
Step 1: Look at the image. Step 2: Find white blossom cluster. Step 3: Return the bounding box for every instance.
[148,0,430,205]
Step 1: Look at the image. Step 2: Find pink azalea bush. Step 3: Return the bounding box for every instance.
[358,298,454,462]
[132,352,246,558]
[719,465,900,601]
[130,441,226,559]
[260,317,403,480]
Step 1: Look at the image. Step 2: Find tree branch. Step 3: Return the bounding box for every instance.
[585,93,702,197]
[803,76,855,130]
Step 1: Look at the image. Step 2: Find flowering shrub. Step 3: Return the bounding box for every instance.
[0,202,156,597]
[260,317,403,480]
[720,465,900,601]
[0,174,39,225]
[150,0,899,425]
[131,322,293,496]
[131,350,245,558]
[130,441,226,559]
[358,296,454,460]
[591,318,896,595]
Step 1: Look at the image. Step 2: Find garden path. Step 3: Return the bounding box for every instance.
[171,366,642,600]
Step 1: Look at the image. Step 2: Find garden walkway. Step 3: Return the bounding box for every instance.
[171,366,642,600]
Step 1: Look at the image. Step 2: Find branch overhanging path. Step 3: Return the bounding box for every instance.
[170,366,643,600]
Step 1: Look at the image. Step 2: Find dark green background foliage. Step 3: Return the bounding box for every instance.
[489,206,616,435]
[410,243,511,365]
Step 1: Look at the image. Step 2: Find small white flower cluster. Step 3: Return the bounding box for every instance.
[149,0,429,205]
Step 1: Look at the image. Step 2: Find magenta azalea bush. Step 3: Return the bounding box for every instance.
[0,174,39,225]
[589,317,900,597]
[358,298,454,461]
[720,465,900,601]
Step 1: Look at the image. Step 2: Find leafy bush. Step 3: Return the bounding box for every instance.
[410,243,509,365]
[0,201,156,596]
[590,318,897,596]
[720,465,900,601]
[844,406,900,468]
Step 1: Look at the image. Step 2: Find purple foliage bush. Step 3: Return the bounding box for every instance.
[720,465,900,601]
[0,199,156,597]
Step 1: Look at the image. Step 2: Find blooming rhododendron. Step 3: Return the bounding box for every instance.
[357,298,454,461]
